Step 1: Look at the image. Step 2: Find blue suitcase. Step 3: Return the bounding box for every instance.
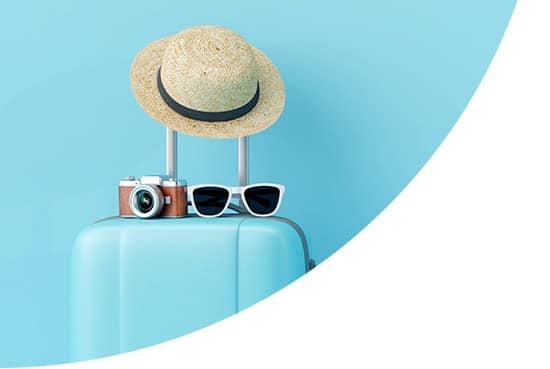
[70,215,313,361]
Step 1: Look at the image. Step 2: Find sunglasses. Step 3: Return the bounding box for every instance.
[188,183,285,218]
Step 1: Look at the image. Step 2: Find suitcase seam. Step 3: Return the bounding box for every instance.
[235,216,250,312]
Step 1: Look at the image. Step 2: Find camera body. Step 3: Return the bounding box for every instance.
[119,175,188,218]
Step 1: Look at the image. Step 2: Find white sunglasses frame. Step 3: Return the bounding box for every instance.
[188,183,285,218]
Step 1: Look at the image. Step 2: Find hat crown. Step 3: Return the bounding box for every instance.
[160,26,259,113]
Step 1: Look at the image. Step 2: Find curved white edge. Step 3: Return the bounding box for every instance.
[12,1,550,368]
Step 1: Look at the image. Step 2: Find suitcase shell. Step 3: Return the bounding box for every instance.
[70,215,311,361]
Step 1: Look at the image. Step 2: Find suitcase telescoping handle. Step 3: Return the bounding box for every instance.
[165,127,249,189]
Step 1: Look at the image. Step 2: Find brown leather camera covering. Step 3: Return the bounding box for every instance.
[119,185,188,217]
[162,186,188,217]
[119,186,135,217]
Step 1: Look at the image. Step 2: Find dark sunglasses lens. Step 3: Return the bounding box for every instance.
[193,187,230,216]
[244,186,280,215]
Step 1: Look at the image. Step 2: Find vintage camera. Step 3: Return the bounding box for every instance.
[119,175,188,218]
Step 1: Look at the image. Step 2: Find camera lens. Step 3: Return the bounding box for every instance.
[136,190,154,213]
[129,184,164,218]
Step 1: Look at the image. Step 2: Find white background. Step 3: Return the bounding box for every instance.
[18,1,550,368]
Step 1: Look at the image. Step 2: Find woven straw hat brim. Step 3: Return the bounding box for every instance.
[130,36,285,139]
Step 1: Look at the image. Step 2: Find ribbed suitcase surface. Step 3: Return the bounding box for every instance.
[70,215,311,361]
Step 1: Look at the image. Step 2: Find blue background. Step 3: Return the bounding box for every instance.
[0,0,515,366]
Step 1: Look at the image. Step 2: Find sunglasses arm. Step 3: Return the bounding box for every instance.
[227,202,248,214]
[186,199,248,215]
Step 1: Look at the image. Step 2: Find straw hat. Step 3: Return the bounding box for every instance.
[130,25,285,139]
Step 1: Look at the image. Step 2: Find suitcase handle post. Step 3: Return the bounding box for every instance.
[238,136,249,187]
[166,128,177,179]
[238,136,249,207]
